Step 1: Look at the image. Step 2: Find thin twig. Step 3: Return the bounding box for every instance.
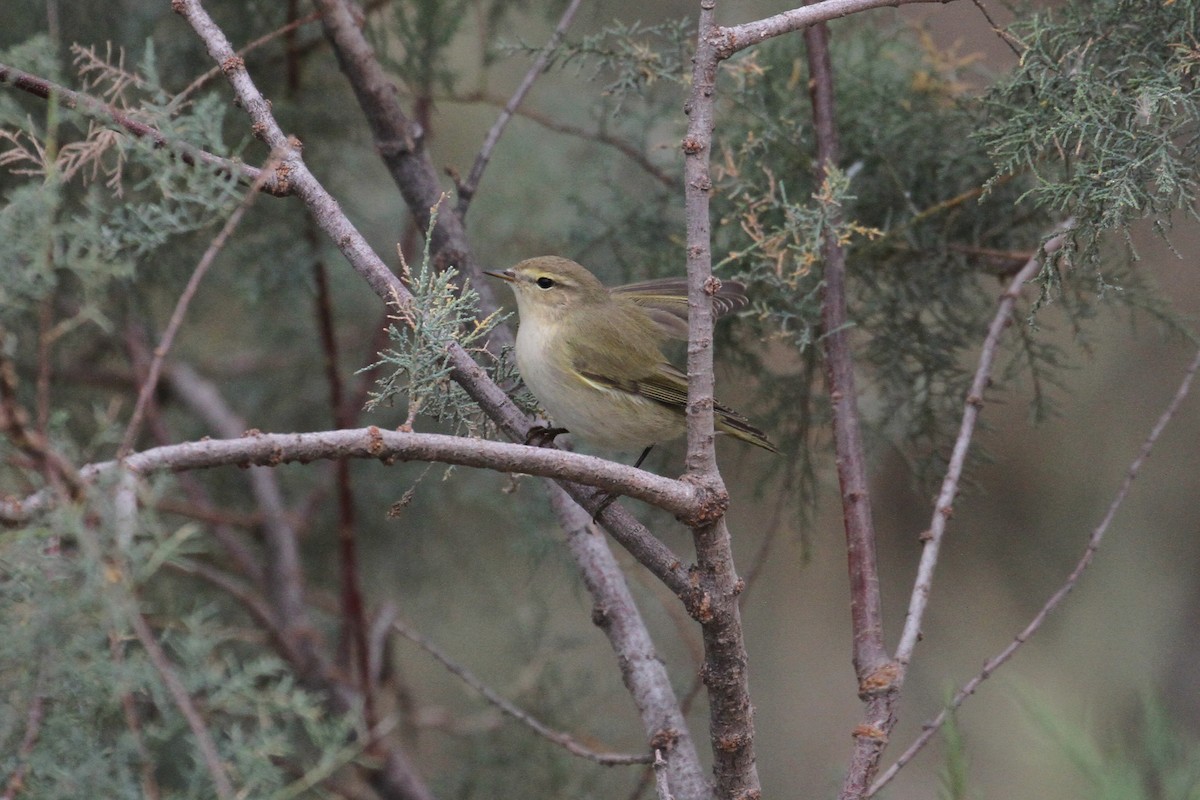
[652,750,675,800]
[448,92,677,190]
[969,0,1024,57]
[871,344,1200,795]
[118,152,281,458]
[391,617,652,766]
[1,672,46,800]
[894,221,1073,668]
[127,602,236,799]
[311,247,374,726]
[456,0,584,216]
[172,9,324,106]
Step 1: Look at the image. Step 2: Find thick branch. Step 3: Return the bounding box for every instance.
[681,4,760,799]
[2,425,702,522]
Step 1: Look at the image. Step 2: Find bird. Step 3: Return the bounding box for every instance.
[484,256,778,467]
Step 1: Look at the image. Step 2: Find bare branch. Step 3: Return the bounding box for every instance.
[893,222,1074,668]
[681,5,760,798]
[800,18,894,798]
[545,488,709,797]
[456,0,584,215]
[4,425,703,522]
[391,615,653,766]
[0,61,287,195]
[872,344,1200,795]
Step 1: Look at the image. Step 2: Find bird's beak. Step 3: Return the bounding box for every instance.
[483,269,515,282]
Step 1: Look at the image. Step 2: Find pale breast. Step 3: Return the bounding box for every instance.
[515,319,684,452]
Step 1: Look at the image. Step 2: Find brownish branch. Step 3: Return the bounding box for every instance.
[803,19,893,800]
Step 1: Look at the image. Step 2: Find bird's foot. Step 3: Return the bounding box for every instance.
[524,425,569,448]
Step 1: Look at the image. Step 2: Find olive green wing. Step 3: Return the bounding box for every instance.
[611,277,749,340]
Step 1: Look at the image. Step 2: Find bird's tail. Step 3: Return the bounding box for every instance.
[715,404,780,454]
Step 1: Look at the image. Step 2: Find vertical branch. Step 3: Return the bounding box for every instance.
[803,19,893,800]
[683,2,721,478]
[684,4,760,799]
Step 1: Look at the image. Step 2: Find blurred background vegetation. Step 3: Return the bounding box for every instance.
[1,0,1199,798]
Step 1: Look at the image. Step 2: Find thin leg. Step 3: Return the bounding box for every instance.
[592,445,654,521]
[525,425,569,447]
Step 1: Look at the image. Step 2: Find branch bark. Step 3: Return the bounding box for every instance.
[682,4,760,798]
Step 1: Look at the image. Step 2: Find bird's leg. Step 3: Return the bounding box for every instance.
[525,425,569,447]
[591,445,654,521]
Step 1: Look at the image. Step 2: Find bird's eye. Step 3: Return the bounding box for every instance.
[535,277,555,289]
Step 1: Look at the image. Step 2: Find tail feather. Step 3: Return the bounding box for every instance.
[715,406,779,454]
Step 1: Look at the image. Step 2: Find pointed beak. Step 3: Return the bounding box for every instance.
[483,269,515,282]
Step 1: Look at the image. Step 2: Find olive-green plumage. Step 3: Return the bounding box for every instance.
[486,256,778,454]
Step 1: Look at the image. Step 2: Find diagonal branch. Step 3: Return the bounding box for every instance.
[391,614,653,766]
[893,221,1073,669]
[872,344,1200,795]
[0,61,286,195]
[455,0,584,216]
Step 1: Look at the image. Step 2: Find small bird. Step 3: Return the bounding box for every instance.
[485,256,778,464]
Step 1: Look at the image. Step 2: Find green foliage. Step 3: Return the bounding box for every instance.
[0,40,243,331]
[711,25,1055,483]
[982,0,1200,252]
[367,199,508,435]
[0,498,356,799]
[937,708,971,800]
[1028,696,1200,800]
[537,18,693,102]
